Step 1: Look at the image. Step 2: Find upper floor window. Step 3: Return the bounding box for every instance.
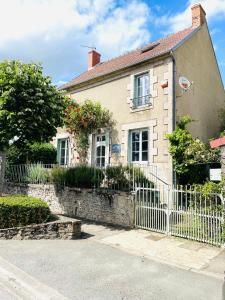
[133,73,150,108]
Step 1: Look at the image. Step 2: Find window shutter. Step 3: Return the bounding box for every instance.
[57,139,61,164]
[105,130,110,166]
[128,131,132,162]
[87,134,93,165]
[130,75,135,100]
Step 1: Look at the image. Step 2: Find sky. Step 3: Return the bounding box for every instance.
[0,0,225,86]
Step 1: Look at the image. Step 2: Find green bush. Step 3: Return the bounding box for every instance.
[26,163,49,183]
[7,143,57,164]
[105,165,153,191]
[28,143,57,164]
[50,166,66,189]
[51,165,104,189]
[0,195,51,229]
[64,165,104,188]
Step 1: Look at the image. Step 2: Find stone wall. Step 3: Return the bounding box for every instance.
[0,218,81,240]
[4,183,135,228]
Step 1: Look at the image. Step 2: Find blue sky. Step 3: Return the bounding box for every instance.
[0,0,225,86]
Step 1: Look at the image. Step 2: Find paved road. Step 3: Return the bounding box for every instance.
[0,238,224,300]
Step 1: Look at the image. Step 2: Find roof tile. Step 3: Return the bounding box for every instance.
[62,27,195,90]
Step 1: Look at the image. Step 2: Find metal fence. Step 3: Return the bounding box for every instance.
[135,184,225,246]
[4,163,159,192]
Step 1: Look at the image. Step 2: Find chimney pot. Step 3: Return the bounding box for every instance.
[88,50,101,70]
[191,4,206,27]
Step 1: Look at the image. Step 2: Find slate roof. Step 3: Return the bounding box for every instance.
[61,26,195,90]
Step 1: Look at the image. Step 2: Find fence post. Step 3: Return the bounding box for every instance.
[0,152,6,196]
[166,186,172,235]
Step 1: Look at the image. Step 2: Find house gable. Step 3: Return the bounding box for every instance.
[174,22,225,141]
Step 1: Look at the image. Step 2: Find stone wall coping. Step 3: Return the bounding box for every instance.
[0,218,81,231]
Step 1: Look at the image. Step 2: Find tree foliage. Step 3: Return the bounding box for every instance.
[64,99,113,162]
[0,60,65,151]
[167,116,220,183]
[7,142,57,164]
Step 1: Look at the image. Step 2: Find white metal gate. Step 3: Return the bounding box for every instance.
[135,185,225,246]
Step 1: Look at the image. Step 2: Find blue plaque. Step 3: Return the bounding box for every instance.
[112,144,121,153]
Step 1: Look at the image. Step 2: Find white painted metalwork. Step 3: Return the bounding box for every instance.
[135,183,225,246]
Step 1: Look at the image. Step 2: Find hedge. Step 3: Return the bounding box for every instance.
[0,195,51,229]
[7,143,57,164]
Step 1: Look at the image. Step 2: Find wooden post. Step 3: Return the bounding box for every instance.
[0,152,6,196]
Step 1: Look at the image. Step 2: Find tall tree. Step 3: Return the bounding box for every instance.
[0,60,65,151]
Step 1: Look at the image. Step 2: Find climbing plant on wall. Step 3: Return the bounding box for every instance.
[64,99,114,163]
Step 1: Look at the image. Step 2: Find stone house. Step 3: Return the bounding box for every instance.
[53,4,225,185]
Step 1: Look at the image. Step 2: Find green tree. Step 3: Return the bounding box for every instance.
[0,60,65,151]
[167,116,220,184]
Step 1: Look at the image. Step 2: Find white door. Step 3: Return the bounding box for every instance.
[95,133,109,167]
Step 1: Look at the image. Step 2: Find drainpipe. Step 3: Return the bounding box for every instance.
[170,51,177,187]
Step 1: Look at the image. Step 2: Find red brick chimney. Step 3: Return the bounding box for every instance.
[88,50,101,70]
[191,4,206,27]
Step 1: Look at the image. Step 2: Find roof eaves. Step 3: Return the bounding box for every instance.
[62,50,171,91]
[171,26,200,52]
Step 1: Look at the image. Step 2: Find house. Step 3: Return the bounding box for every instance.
[53,4,225,185]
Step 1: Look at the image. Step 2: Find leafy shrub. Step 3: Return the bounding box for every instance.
[167,116,220,184]
[26,163,49,183]
[105,165,129,190]
[28,143,57,164]
[50,166,66,189]
[0,195,51,229]
[7,143,57,165]
[105,165,153,191]
[51,165,104,189]
[64,165,104,188]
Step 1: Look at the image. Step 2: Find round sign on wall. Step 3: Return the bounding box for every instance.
[179,76,191,91]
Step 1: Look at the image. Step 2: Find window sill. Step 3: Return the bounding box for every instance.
[130,104,152,113]
[130,161,149,165]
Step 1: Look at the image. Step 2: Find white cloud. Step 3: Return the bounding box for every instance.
[92,1,150,57]
[160,0,225,33]
[0,0,151,82]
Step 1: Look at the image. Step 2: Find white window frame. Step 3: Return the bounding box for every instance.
[129,128,149,164]
[134,72,150,108]
[58,138,69,166]
[95,133,106,168]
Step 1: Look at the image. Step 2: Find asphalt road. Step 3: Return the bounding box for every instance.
[0,239,224,300]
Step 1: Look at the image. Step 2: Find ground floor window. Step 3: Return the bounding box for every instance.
[57,138,69,165]
[95,134,106,167]
[130,128,149,163]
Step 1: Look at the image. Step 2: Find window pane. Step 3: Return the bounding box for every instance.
[96,146,101,157]
[101,158,105,167]
[102,135,105,141]
[142,131,148,141]
[133,142,139,151]
[142,152,148,161]
[96,158,100,166]
[102,146,105,156]
[132,132,139,142]
[132,152,139,161]
[61,140,65,149]
[142,141,148,151]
